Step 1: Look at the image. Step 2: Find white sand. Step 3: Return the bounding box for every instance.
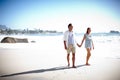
[0,35,120,80]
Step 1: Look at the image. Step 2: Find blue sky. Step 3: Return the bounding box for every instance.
[0,0,120,32]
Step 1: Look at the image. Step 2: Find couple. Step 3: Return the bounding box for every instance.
[63,23,94,68]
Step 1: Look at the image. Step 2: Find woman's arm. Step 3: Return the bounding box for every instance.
[80,34,86,47]
[92,40,94,49]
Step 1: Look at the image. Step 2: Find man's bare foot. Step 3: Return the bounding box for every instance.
[68,63,70,67]
[86,63,90,66]
[72,65,76,68]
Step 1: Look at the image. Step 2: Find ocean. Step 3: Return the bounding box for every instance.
[0,32,120,59]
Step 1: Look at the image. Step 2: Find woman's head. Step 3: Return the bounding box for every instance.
[86,27,91,34]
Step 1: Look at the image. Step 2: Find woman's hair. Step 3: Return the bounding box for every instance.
[86,27,91,34]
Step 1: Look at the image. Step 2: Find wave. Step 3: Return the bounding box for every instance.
[0,33,120,43]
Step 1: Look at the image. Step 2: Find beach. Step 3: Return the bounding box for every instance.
[0,34,120,80]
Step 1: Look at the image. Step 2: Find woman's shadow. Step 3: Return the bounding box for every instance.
[0,64,86,77]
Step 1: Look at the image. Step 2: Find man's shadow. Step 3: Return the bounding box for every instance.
[0,64,86,77]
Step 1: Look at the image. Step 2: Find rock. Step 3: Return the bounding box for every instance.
[1,37,28,43]
[31,41,36,43]
[110,30,119,34]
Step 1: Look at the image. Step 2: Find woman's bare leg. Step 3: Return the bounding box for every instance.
[86,48,91,65]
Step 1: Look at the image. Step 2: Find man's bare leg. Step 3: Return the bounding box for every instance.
[72,53,76,68]
[67,53,70,67]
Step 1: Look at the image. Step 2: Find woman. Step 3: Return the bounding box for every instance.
[78,27,94,65]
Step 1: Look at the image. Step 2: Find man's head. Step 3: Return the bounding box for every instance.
[68,23,73,31]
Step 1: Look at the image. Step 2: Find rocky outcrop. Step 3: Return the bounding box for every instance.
[110,30,119,34]
[1,37,28,43]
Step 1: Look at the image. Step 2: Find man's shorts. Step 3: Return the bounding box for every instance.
[67,44,75,54]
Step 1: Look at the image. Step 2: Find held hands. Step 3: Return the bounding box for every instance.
[64,43,82,49]
[77,43,81,47]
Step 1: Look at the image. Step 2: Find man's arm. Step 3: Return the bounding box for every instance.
[64,41,67,50]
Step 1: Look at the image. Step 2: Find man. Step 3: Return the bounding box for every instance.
[63,23,79,68]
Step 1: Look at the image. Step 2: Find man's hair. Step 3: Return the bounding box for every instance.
[68,23,72,28]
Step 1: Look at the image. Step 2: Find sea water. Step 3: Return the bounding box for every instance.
[0,32,120,59]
